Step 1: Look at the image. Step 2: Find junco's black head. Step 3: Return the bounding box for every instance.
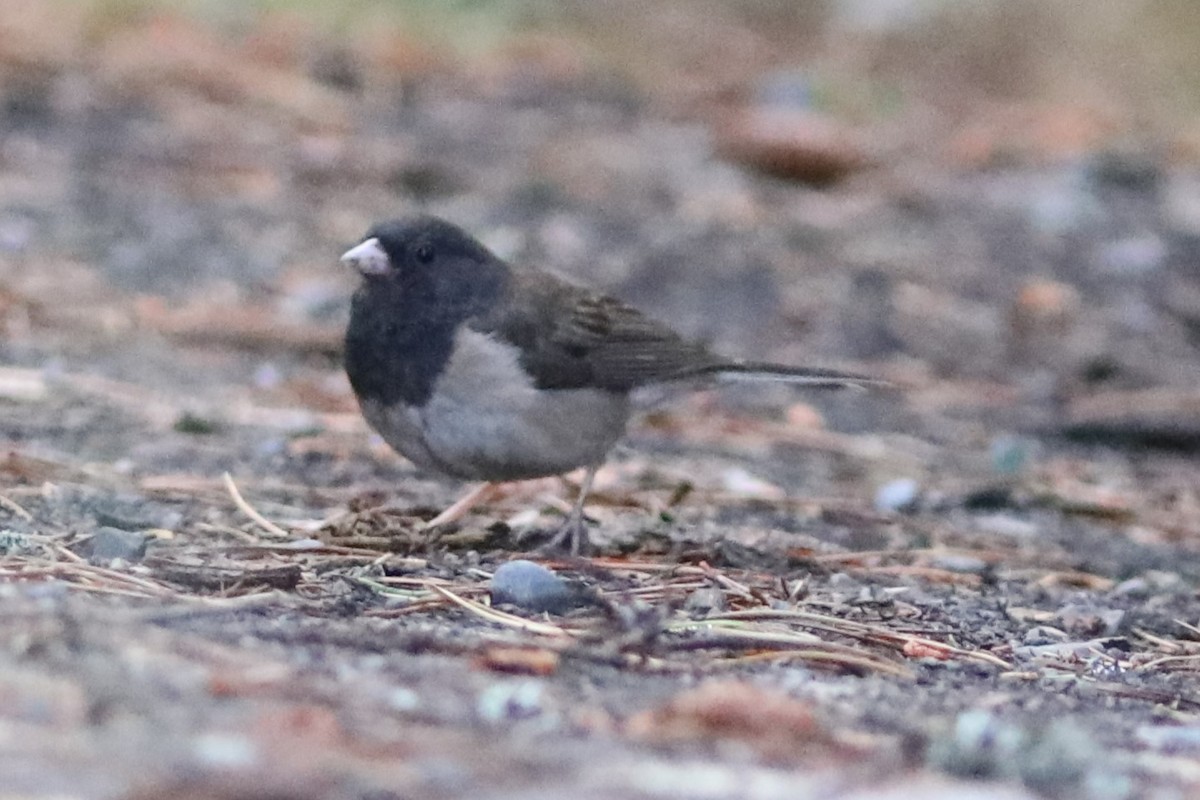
[342,215,510,409]
[341,215,499,285]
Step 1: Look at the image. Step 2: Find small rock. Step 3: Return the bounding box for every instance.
[962,486,1018,510]
[1017,719,1098,795]
[828,572,860,590]
[784,402,825,429]
[874,478,920,513]
[1056,604,1124,637]
[683,587,727,617]
[716,107,867,186]
[387,688,420,712]
[192,733,259,768]
[173,412,220,435]
[990,435,1037,476]
[1110,570,1184,597]
[82,527,149,563]
[1012,639,1111,662]
[490,560,578,614]
[475,680,549,724]
[973,514,1038,539]
[0,214,35,253]
[252,362,282,390]
[1021,625,1069,646]
[1087,149,1162,193]
[308,46,362,93]
[931,554,988,574]
[0,531,37,556]
[1008,278,1080,367]
[1026,171,1103,236]
[1098,235,1166,276]
[930,715,1102,796]
[721,467,784,501]
[928,710,1023,781]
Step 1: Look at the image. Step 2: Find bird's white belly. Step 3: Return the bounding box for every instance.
[360,330,630,481]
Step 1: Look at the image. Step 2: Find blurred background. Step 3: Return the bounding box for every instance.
[3,0,1200,460]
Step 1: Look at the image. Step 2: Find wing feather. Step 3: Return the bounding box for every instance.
[470,270,719,391]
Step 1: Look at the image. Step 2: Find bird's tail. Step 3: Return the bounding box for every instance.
[687,361,887,390]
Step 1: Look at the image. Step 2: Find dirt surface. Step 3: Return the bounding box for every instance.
[4,4,1200,799]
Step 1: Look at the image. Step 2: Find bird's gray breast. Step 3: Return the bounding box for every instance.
[360,329,631,481]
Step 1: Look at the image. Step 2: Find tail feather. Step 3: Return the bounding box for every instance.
[686,361,886,390]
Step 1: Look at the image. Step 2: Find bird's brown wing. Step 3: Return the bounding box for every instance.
[470,269,721,392]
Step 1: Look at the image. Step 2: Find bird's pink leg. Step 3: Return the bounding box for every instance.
[422,482,503,529]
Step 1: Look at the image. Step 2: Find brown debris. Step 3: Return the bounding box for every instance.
[715,108,869,186]
[1063,389,1200,448]
[147,555,302,592]
[627,681,843,763]
[475,646,561,676]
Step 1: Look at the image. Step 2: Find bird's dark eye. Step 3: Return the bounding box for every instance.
[414,243,435,264]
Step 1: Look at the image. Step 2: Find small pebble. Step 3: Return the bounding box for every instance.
[720,466,784,501]
[192,733,258,768]
[173,412,220,435]
[1056,603,1124,637]
[1018,720,1097,794]
[83,527,149,563]
[1027,172,1102,236]
[490,560,577,614]
[974,514,1038,539]
[1098,235,1166,276]
[1012,640,1105,661]
[1087,149,1162,192]
[475,680,548,724]
[252,362,282,390]
[962,485,1017,510]
[931,554,988,574]
[1110,570,1184,597]
[828,572,859,590]
[387,688,420,712]
[874,478,920,513]
[990,435,1036,476]
[0,214,34,253]
[0,531,37,556]
[683,587,727,617]
[927,710,1023,780]
[1021,625,1069,646]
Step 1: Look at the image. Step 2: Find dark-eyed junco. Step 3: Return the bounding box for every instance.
[342,215,880,554]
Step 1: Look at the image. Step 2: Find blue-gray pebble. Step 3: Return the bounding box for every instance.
[491,560,577,614]
[874,478,920,513]
[85,527,149,562]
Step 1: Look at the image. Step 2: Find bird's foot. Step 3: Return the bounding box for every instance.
[538,514,593,556]
[536,465,600,556]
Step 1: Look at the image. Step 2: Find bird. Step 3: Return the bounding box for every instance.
[341,215,882,554]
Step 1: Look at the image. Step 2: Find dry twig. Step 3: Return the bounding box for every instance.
[222,472,293,540]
